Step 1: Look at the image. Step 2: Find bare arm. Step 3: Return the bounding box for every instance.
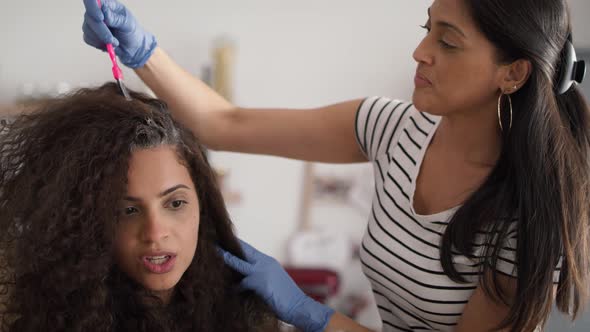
[325,312,376,332]
[455,273,552,332]
[455,277,514,332]
[135,47,367,163]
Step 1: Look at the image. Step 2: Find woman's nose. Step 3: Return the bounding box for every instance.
[412,37,435,66]
[140,211,170,243]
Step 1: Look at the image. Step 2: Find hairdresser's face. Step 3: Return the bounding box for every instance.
[114,146,199,304]
[412,0,502,115]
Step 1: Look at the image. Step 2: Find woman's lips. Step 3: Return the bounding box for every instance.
[414,72,432,88]
[141,254,177,274]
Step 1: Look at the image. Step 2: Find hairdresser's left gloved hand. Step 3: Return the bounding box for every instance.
[82,0,157,68]
[219,239,335,332]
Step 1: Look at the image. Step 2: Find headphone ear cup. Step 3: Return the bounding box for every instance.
[573,60,586,85]
[556,40,576,95]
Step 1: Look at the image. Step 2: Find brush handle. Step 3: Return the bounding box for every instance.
[106,45,123,79]
[97,0,124,80]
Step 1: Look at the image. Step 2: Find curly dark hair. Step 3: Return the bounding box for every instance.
[0,83,279,332]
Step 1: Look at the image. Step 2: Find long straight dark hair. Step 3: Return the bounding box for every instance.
[440,0,590,331]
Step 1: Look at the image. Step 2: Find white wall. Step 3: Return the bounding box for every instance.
[570,0,590,48]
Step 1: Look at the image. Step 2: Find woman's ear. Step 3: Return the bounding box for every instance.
[499,59,532,93]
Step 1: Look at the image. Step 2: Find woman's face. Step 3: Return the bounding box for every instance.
[114,146,200,303]
[412,0,504,116]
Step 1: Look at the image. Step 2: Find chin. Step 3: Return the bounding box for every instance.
[142,274,182,292]
[412,90,444,116]
[412,90,430,113]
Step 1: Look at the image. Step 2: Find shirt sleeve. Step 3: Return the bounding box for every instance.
[354,96,410,161]
[494,227,519,278]
[493,225,561,283]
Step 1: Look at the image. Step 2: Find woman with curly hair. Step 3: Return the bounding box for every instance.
[0,83,278,332]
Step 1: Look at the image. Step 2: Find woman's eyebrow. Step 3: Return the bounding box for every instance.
[124,184,191,201]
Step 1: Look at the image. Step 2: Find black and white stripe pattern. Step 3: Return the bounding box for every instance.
[355,97,527,331]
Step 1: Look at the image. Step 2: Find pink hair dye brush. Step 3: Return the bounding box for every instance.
[97,0,132,101]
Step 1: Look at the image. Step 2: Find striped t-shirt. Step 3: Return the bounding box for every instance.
[355,96,522,331]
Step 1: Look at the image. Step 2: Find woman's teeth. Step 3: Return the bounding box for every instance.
[147,255,170,265]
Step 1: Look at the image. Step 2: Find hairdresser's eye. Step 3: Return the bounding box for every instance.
[169,200,187,210]
[439,40,457,50]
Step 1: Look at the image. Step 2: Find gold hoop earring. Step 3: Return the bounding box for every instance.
[497,92,513,133]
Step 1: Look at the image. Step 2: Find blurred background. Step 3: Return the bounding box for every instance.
[1,1,589,330]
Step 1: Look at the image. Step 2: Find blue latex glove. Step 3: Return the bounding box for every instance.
[220,240,335,332]
[82,0,157,68]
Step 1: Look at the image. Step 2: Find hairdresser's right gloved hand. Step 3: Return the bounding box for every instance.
[82,0,157,68]
[220,239,335,332]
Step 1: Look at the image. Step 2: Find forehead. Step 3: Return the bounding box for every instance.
[430,0,477,36]
[126,146,194,194]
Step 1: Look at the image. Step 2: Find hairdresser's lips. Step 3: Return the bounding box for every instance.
[414,71,432,88]
[141,252,177,274]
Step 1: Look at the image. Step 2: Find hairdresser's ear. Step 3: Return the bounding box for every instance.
[498,59,532,93]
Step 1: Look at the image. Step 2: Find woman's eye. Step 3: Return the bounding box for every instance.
[124,206,139,216]
[420,24,431,33]
[170,200,187,209]
[439,40,457,49]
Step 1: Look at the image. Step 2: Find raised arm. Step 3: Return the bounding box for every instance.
[136,48,366,163]
[82,0,367,163]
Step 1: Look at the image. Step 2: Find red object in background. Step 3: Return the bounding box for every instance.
[284,267,340,304]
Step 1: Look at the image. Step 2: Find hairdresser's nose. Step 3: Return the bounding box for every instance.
[413,36,435,66]
[140,211,170,243]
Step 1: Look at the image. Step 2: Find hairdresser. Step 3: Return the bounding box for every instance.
[82,0,589,331]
